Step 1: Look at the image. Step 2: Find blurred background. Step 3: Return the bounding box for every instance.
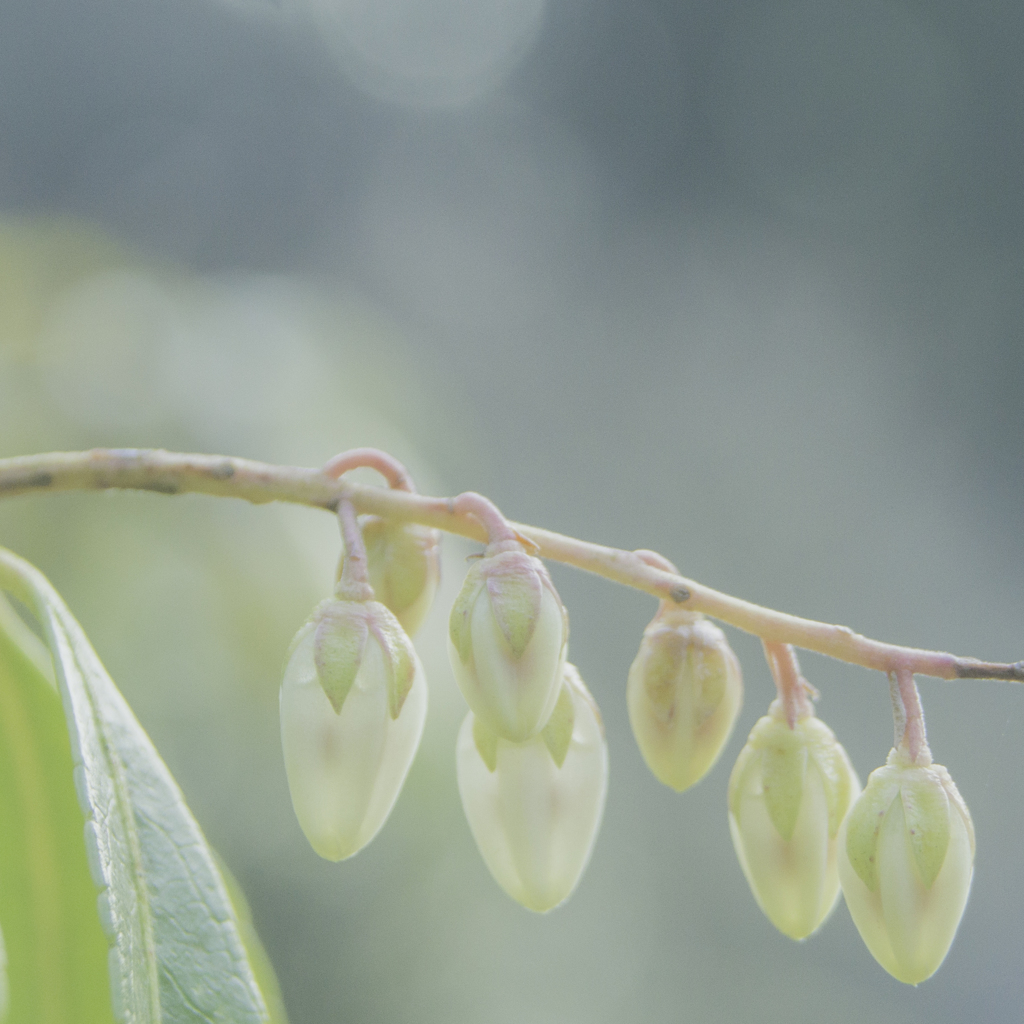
[1,0,1023,1020]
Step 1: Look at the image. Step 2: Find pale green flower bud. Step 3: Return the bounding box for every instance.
[448,543,568,741]
[280,598,427,861]
[337,517,441,636]
[627,609,742,791]
[728,703,860,939]
[456,663,608,912]
[838,751,975,984]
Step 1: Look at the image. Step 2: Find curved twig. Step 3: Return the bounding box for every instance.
[0,449,1021,683]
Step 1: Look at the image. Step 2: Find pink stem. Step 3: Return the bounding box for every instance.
[2,449,1021,684]
[635,550,690,617]
[763,640,814,728]
[335,499,374,601]
[890,667,932,765]
[451,492,518,548]
[634,549,679,574]
[322,448,415,492]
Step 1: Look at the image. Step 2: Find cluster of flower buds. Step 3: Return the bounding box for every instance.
[720,647,974,984]
[447,493,607,911]
[280,466,609,914]
[277,454,976,980]
[280,452,439,861]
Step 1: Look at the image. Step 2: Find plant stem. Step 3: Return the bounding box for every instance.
[890,668,932,765]
[1,448,1021,683]
[451,492,519,549]
[763,641,815,727]
[334,500,374,602]
[322,448,415,492]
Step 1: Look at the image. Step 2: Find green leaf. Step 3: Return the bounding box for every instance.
[1,918,8,1022]
[212,854,289,1024]
[1,548,276,1024]
[0,593,56,692]
[0,594,115,1024]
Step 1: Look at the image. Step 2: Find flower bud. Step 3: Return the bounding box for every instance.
[728,702,860,939]
[456,663,608,912]
[337,517,440,636]
[627,609,742,791]
[280,598,427,861]
[838,751,975,984]
[448,543,568,741]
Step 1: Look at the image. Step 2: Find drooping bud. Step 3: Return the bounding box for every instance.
[627,608,742,791]
[838,750,975,984]
[456,663,608,912]
[337,517,440,636]
[280,598,427,861]
[728,701,860,939]
[448,541,568,741]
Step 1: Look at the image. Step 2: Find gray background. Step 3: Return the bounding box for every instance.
[1,0,1022,1021]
